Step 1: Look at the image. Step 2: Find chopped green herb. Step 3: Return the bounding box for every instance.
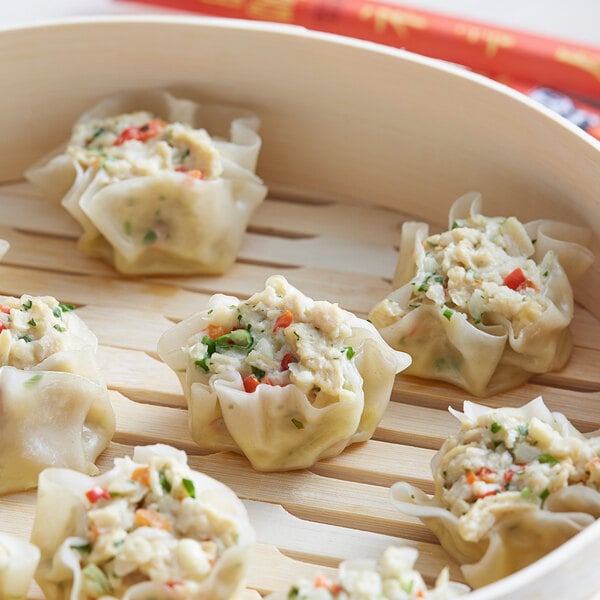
[143,230,158,245]
[25,374,43,386]
[27,318,37,327]
[181,148,191,161]
[207,309,214,315]
[538,453,559,466]
[539,488,550,502]
[182,478,196,498]
[18,335,32,343]
[518,424,529,436]
[531,238,537,245]
[215,329,254,352]
[345,346,355,359]
[543,270,549,277]
[293,331,300,340]
[433,274,444,283]
[21,299,32,311]
[53,324,66,332]
[59,302,75,312]
[158,470,172,493]
[442,308,453,321]
[82,564,112,596]
[291,418,304,429]
[408,303,421,309]
[52,307,62,318]
[70,543,92,554]
[490,422,502,433]
[400,579,415,594]
[288,587,300,599]
[451,220,461,230]
[520,487,534,498]
[251,366,266,380]
[426,239,437,247]
[195,358,210,372]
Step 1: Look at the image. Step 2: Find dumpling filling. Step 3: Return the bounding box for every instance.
[186,282,362,409]
[271,546,468,600]
[438,404,600,542]
[71,454,242,598]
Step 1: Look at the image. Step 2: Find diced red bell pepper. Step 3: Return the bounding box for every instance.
[243,375,260,393]
[113,119,165,146]
[280,353,296,371]
[85,486,111,503]
[273,310,293,332]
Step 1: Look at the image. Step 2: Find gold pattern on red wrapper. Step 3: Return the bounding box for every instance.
[247,0,297,22]
[555,47,600,83]
[194,0,243,7]
[357,4,427,38]
[454,23,516,58]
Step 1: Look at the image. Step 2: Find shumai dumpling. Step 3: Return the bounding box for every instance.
[26,89,267,275]
[31,444,255,600]
[265,545,469,599]
[390,397,600,588]
[0,293,114,495]
[369,192,594,396]
[158,275,411,471]
[0,532,40,600]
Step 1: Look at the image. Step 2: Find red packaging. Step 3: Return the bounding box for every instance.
[119,0,600,101]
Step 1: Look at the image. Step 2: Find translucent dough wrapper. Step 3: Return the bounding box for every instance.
[0,532,40,600]
[0,366,114,495]
[158,275,411,471]
[369,192,594,396]
[390,397,600,588]
[31,444,255,600]
[0,291,114,496]
[26,90,267,275]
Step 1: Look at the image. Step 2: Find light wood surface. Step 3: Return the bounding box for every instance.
[0,180,598,599]
[0,17,598,600]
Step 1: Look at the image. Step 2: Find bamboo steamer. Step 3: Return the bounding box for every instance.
[0,16,598,599]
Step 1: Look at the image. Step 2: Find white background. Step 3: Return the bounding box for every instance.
[1,0,600,46]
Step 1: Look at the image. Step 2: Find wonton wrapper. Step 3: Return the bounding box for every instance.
[0,275,114,495]
[158,276,411,471]
[0,532,40,600]
[0,366,114,496]
[390,397,600,589]
[369,192,594,396]
[31,444,255,600]
[26,90,267,275]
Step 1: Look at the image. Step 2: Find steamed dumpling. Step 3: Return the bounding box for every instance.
[390,397,600,588]
[265,545,469,599]
[158,275,411,471]
[31,444,255,600]
[26,90,267,275]
[369,192,594,396]
[0,289,114,495]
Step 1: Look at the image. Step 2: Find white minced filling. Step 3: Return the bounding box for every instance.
[68,111,222,180]
[187,284,360,403]
[0,295,86,369]
[285,546,463,599]
[439,411,600,542]
[76,455,240,598]
[402,214,550,334]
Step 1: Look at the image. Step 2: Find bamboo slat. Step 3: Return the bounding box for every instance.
[0,181,598,599]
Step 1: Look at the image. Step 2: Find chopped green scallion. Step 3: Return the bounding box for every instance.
[291,418,304,429]
[182,478,196,498]
[158,470,172,493]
